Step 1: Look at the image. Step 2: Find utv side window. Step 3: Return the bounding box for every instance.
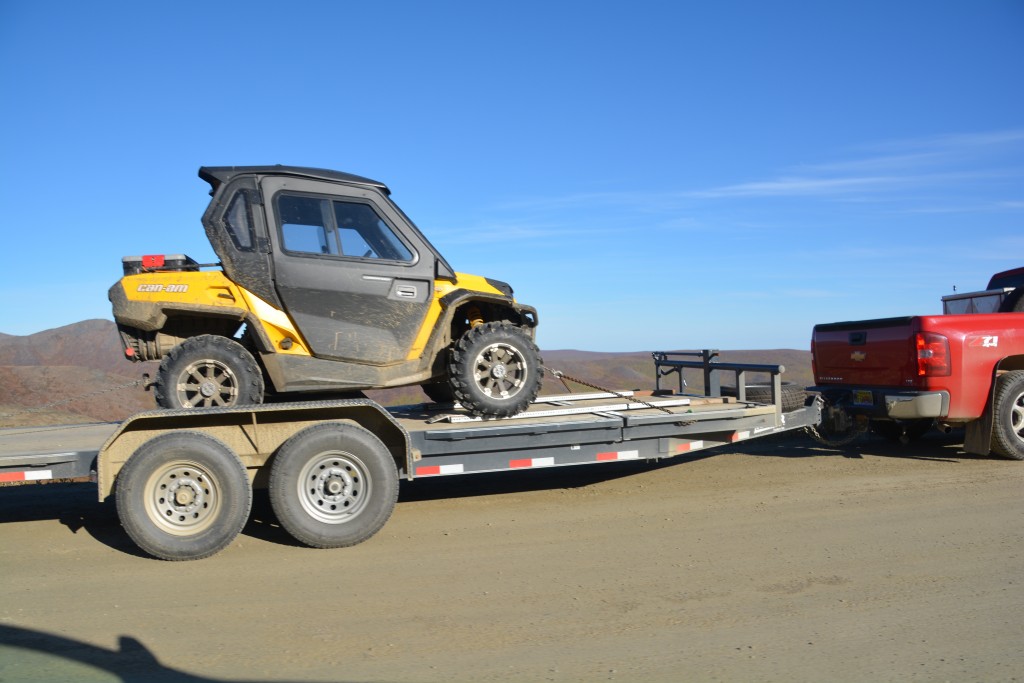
[276,192,413,262]
[224,191,255,251]
[278,195,340,255]
[333,201,413,262]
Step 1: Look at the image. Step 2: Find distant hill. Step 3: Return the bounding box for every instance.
[0,320,811,426]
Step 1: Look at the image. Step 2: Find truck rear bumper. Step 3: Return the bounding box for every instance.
[811,387,949,419]
[884,391,949,419]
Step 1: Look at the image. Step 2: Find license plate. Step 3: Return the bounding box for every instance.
[852,390,874,407]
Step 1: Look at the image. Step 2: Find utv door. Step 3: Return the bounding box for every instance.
[260,176,435,365]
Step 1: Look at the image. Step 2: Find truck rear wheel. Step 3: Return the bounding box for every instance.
[448,322,543,417]
[115,432,252,560]
[991,371,1024,460]
[155,335,264,409]
[268,423,399,548]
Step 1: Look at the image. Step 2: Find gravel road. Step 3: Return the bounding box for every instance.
[1,431,1021,682]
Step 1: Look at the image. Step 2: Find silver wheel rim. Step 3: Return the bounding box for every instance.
[1011,390,1024,445]
[176,359,239,408]
[145,460,222,536]
[473,342,528,401]
[297,451,372,524]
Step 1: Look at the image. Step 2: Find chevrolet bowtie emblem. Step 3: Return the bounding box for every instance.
[851,351,867,362]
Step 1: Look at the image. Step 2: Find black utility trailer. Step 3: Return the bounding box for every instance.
[0,352,820,561]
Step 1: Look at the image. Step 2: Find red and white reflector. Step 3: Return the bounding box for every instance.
[0,470,53,483]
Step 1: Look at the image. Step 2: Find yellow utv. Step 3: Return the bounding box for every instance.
[109,166,541,417]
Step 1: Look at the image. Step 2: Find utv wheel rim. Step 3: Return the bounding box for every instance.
[145,461,222,536]
[177,359,239,408]
[297,451,372,524]
[473,342,527,400]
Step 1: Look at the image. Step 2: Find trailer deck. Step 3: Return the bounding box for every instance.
[0,351,822,560]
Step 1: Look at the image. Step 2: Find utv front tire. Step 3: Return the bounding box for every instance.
[155,335,264,409]
[449,322,542,418]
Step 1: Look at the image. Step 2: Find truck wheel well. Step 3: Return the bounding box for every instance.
[997,355,1024,373]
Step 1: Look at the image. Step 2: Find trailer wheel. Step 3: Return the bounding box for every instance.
[990,371,1024,460]
[269,423,399,548]
[116,432,252,561]
[155,335,264,409]
[448,322,543,417]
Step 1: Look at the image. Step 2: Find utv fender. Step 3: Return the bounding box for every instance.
[438,289,539,330]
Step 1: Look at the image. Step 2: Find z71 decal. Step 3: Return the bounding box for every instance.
[968,335,999,348]
[137,284,189,293]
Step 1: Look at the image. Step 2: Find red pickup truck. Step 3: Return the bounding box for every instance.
[810,267,1024,459]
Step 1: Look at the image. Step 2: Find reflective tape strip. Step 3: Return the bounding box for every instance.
[730,431,751,442]
[675,440,705,453]
[596,450,640,462]
[510,457,555,469]
[415,464,465,477]
[0,470,53,483]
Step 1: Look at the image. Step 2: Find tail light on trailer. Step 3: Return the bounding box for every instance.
[915,332,951,377]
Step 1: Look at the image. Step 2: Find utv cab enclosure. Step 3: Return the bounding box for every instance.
[110,166,541,417]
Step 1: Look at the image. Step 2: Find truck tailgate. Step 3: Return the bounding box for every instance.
[812,316,918,386]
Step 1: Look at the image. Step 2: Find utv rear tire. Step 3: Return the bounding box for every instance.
[155,335,264,409]
[449,322,542,418]
[990,371,1024,460]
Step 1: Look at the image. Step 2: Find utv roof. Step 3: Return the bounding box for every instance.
[199,165,390,195]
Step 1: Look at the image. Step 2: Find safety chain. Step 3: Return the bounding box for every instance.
[542,366,674,414]
[0,377,147,420]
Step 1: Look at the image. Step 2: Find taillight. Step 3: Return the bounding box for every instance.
[141,254,166,269]
[915,332,951,377]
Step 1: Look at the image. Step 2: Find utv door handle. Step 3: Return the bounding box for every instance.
[395,285,418,299]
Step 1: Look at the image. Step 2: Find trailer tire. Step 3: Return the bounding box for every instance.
[269,422,399,548]
[116,432,252,561]
[721,383,806,412]
[155,335,264,409]
[448,322,543,417]
[990,371,1024,460]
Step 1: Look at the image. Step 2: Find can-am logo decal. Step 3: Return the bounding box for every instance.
[137,284,189,293]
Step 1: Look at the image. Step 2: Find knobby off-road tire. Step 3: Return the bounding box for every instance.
[990,371,1024,460]
[155,335,264,409]
[721,382,807,412]
[268,423,399,549]
[116,432,253,561]
[448,322,543,418]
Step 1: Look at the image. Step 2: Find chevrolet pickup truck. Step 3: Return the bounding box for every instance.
[810,269,1024,459]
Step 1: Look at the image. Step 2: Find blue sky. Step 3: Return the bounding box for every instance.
[1,1,1021,351]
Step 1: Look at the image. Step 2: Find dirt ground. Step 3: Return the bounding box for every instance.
[0,430,1021,682]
